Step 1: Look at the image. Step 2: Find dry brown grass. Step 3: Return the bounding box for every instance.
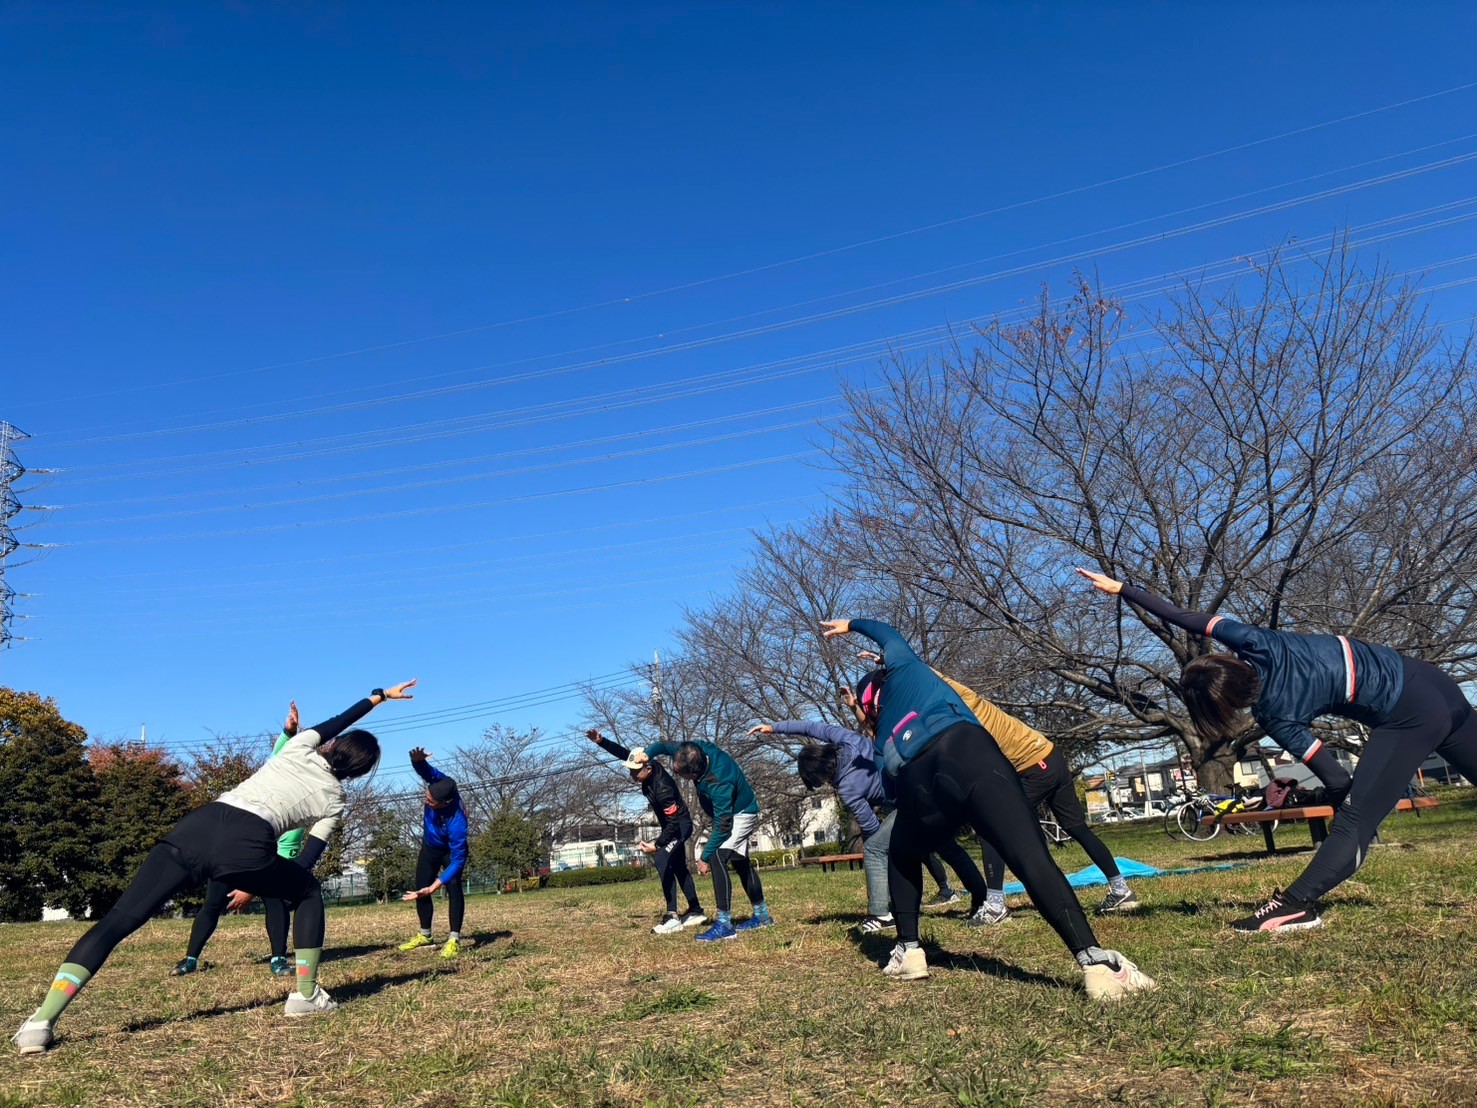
[3,794,1477,1105]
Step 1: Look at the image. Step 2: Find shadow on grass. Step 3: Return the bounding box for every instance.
[323,941,401,962]
[1191,846,1316,863]
[803,910,869,926]
[847,932,1062,988]
[117,969,448,1033]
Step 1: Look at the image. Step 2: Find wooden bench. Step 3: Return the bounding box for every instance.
[1209,796,1439,854]
[800,853,865,873]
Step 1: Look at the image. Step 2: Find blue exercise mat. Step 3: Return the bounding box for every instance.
[1000,856,1237,894]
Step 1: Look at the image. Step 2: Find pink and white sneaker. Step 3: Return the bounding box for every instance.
[1232,891,1322,933]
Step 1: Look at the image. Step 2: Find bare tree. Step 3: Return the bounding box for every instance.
[826,243,1477,788]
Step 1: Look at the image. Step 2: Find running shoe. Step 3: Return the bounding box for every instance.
[926,889,963,909]
[285,985,337,1017]
[1082,951,1157,1000]
[269,956,293,977]
[1231,891,1322,934]
[169,957,200,977]
[695,919,738,942]
[651,915,684,935]
[966,902,1010,926]
[678,909,708,929]
[11,1019,54,1055]
[857,913,895,934]
[734,914,773,932]
[398,934,435,952]
[881,943,929,981]
[1095,888,1141,914]
[441,938,460,959]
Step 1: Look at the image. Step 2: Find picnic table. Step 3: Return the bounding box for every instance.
[799,853,865,873]
[1210,796,1439,854]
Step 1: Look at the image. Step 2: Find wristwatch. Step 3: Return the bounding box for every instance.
[372,688,385,700]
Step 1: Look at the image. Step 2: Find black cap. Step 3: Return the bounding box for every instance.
[428,777,459,805]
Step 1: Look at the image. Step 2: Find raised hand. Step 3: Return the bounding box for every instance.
[284,700,300,736]
[384,678,418,700]
[820,619,851,638]
[1074,568,1124,595]
[585,729,603,743]
[747,724,774,736]
[408,747,430,762]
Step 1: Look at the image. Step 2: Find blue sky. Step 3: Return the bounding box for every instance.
[3,3,1476,791]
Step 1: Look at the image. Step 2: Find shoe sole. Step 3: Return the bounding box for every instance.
[14,1041,51,1055]
[1234,917,1323,934]
[1097,902,1141,914]
[285,1007,337,1018]
[883,970,930,981]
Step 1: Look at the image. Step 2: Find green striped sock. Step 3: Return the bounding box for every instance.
[295,949,321,999]
[34,963,92,1025]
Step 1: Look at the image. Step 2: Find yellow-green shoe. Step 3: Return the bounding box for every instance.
[399,934,435,952]
[440,938,460,960]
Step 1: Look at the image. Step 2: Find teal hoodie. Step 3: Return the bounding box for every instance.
[644,740,759,862]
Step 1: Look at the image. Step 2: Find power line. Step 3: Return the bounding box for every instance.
[38,138,1477,450]
[18,78,1477,415]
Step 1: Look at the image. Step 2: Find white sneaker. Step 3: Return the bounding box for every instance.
[651,915,684,935]
[881,943,929,981]
[679,910,708,929]
[1082,951,1157,1001]
[12,1018,54,1055]
[858,913,895,934]
[284,985,338,1017]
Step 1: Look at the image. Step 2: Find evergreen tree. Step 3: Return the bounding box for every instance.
[473,805,546,892]
[0,689,100,921]
[86,744,191,917]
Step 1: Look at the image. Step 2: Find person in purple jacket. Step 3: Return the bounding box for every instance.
[751,718,990,933]
[398,748,470,959]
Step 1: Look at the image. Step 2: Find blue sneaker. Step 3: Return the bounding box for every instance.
[734,914,773,932]
[695,919,737,942]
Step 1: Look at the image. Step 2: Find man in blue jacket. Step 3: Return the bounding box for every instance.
[632,740,773,942]
[398,748,470,959]
[752,717,989,933]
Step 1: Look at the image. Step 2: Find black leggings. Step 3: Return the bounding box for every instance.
[888,722,1098,951]
[66,803,324,976]
[980,748,1120,888]
[415,844,465,933]
[654,819,701,914]
[185,880,291,959]
[710,849,764,913]
[923,840,989,903]
[1287,657,1477,903]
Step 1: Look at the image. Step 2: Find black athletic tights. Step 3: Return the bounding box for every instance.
[185,880,290,959]
[1287,656,1477,903]
[67,803,324,976]
[889,722,1098,951]
[923,840,990,903]
[415,844,465,933]
[980,748,1120,889]
[710,849,764,913]
[654,818,701,915]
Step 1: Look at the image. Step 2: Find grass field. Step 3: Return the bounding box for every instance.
[4,793,1477,1106]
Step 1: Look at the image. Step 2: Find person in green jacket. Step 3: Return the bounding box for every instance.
[630,740,773,941]
[170,701,309,978]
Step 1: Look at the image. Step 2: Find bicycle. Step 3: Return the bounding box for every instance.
[1166,789,1272,841]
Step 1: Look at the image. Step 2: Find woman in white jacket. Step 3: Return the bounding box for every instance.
[13,680,415,1055]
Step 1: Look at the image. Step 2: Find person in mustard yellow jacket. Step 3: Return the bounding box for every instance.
[936,673,1139,921]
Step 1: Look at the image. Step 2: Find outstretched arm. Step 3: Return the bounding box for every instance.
[586,729,633,762]
[1076,569,1217,637]
[302,679,417,747]
[408,747,446,784]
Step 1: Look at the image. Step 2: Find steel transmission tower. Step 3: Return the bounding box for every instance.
[0,422,35,648]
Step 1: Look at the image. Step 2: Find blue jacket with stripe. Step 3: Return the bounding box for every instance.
[1121,584,1406,762]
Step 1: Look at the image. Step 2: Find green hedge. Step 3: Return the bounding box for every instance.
[751,843,850,868]
[545,864,653,888]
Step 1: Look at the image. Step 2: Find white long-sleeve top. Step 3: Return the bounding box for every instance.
[217,727,345,843]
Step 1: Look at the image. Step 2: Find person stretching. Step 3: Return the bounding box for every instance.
[629,741,773,942]
[823,618,1153,999]
[398,748,470,958]
[171,699,307,978]
[12,680,415,1055]
[1079,568,1477,932]
[586,730,706,934]
[753,717,990,932]
[936,672,1139,921]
